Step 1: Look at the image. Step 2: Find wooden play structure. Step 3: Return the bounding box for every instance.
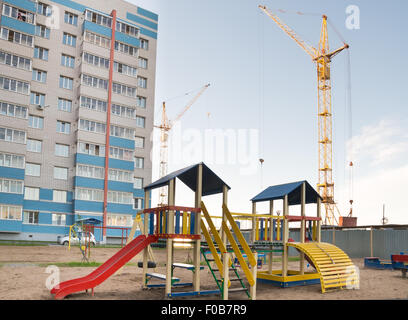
[140,163,359,298]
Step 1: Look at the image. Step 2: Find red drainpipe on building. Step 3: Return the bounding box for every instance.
[102,10,117,242]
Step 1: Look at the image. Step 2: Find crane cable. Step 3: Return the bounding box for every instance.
[258,9,265,190]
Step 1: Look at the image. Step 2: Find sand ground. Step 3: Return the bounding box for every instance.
[0,245,407,300]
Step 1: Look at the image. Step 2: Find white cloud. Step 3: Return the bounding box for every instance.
[337,118,408,225]
[348,119,408,166]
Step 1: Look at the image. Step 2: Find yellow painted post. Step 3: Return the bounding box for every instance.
[182,211,188,234]
[282,195,289,277]
[251,202,256,243]
[142,191,150,289]
[276,218,281,241]
[300,182,305,275]
[193,164,203,292]
[255,218,259,241]
[223,252,229,300]
[268,200,274,274]
[165,178,175,296]
[250,252,258,300]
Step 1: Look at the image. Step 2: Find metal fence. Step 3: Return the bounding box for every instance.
[242,228,408,259]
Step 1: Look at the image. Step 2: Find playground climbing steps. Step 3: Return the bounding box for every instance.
[201,201,256,299]
[287,242,359,293]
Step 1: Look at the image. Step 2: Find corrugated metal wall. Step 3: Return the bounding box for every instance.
[242,229,408,259]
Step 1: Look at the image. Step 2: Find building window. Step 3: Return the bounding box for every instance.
[35,24,50,38]
[55,144,69,157]
[0,152,25,168]
[84,31,110,49]
[115,21,139,38]
[85,10,112,28]
[2,4,35,24]
[114,41,137,56]
[24,186,39,200]
[32,69,47,83]
[110,125,134,139]
[136,116,145,128]
[59,76,73,90]
[25,163,40,177]
[53,190,67,203]
[58,98,72,112]
[0,76,29,94]
[28,115,43,129]
[137,77,147,89]
[0,179,23,194]
[79,119,106,134]
[64,11,78,26]
[81,74,108,90]
[56,121,70,134]
[23,211,39,224]
[134,198,143,210]
[0,50,31,71]
[0,205,22,220]
[77,164,104,179]
[111,104,135,119]
[34,46,48,61]
[140,38,149,50]
[0,102,27,119]
[107,191,133,204]
[138,57,148,69]
[27,139,42,153]
[37,2,52,16]
[0,127,26,144]
[107,214,132,227]
[109,146,133,161]
[136,96,146,109]
[135,136,145,149]
[134,177,143,189]
[80,96,107,112]
[112,82,137,98]
[135,157,144,169]
[83,52,109,69]
[61,54,75,68]
[52,213,66,225]
[75,188,103,202]
[54,167,68,180]
[78,142,105,157]
[114,61,137,77]
[108,168,133,182]
[0,27,33,47]
[62,32,76,47]
[30,92,45,106]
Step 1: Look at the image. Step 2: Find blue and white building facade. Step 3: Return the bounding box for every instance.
[0,0,157,242]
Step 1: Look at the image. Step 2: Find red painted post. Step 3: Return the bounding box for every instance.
[102,10,117,242]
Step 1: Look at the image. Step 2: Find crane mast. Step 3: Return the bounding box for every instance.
[156,84,210,206]
[259,5,348,225]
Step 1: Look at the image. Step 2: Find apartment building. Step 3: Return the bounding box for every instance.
[0,0,158,243]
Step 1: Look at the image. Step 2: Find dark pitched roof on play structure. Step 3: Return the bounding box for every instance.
[75,218,102,225]
[144,162,231,196]
[250,180,322,205]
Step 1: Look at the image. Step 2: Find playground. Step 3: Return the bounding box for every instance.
[0,162,406,301]
[0,245,407,300]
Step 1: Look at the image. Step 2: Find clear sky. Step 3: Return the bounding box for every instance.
[129,0,408,225]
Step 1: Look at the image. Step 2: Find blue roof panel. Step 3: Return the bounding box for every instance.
[251,180,322,205]
[144,162,230,196]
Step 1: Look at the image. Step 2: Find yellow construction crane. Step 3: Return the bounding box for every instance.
[155,83,210,206]
[259,5,349,225]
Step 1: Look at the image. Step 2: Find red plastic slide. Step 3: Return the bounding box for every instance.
[50,234,157,299]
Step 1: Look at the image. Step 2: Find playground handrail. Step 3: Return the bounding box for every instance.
[221,221,255,286]
[223,204,257,267]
